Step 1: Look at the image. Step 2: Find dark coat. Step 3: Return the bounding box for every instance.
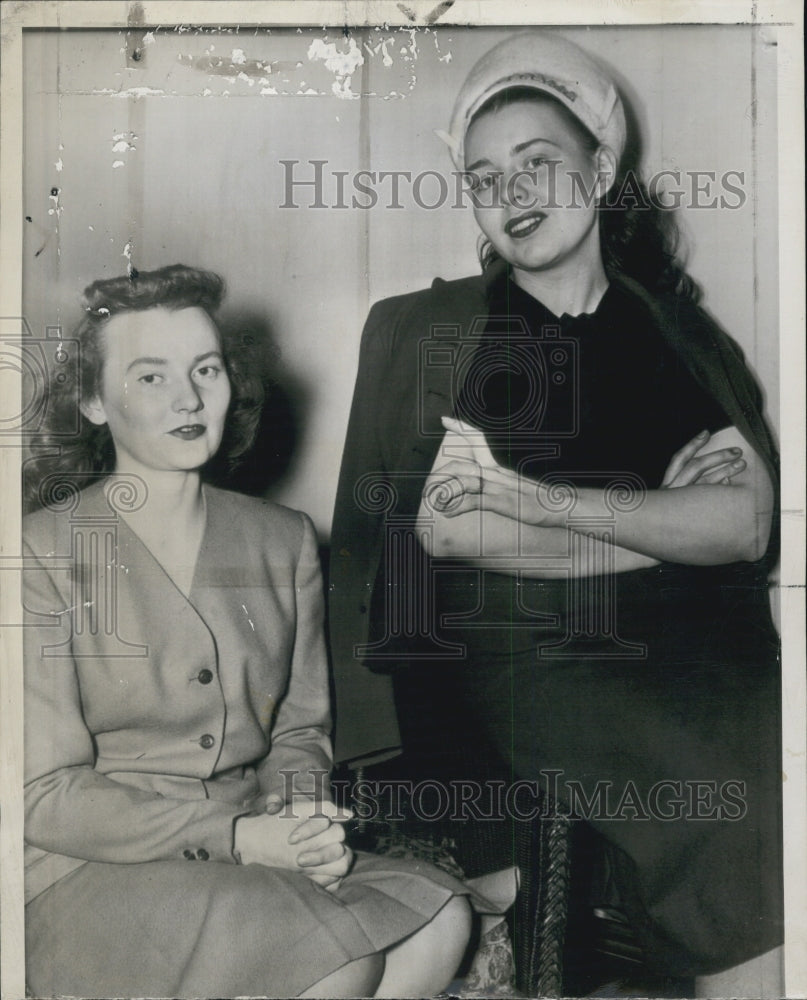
[328,262,779,765]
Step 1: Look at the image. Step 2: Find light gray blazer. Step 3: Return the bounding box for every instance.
[23,482,331,903]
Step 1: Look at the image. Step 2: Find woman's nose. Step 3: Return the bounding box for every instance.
[503,169,538,208]
[172,379,203,413]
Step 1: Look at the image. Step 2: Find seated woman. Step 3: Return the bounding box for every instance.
[22,264,481,999]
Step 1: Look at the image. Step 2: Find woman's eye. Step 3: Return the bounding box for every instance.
[194,365,221,380]
[137,373,164,385]
[467,172,497,193]
[526,156,548,170]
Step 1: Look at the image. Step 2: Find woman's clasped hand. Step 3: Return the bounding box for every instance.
[235,797,353,890]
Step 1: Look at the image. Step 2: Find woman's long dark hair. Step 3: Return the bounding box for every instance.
[471,87,698,300]
[24,264,264,512]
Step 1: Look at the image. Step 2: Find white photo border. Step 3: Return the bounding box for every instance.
[1,3,803,998]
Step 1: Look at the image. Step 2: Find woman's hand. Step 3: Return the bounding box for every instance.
[285,797,354,891]
[237,796,354,891]
[234,811,308,870]
[661,429,746,488]
[292,813,353,891]
[422,416,549,525]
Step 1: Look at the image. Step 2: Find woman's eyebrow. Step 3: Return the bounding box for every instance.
[126,351,222,373]
[465,156,494,172]
[126,356,166,372]
[466,137,562,172]
[511,137,562,155]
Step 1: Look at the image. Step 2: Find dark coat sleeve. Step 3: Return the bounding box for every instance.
[328,297,405,765]
[629,278,780,567]
[328,274,495,765]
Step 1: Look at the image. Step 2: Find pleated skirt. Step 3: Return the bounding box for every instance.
[26,850,479,998]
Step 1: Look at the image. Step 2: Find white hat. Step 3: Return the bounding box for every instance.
[448,31,626,169]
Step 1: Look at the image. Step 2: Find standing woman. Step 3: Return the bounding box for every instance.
[330,32,782,995]
[22,264,478,999]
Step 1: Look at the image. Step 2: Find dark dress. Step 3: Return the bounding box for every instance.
[329,260,782,976]
[432,273,783,975]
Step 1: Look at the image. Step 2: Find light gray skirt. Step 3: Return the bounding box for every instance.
[26,850,490,998]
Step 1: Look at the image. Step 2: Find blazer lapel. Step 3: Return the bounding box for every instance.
[71,479,217,659]
[395,263,502,484]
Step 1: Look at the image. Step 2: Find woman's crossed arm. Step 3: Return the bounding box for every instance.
[418,419,773,574]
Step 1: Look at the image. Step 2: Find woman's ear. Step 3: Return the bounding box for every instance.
[79,395,108,426]
[594,145,618,200]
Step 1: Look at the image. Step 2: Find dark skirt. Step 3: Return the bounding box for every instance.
[25,850,479,998]
[435,560,783,975]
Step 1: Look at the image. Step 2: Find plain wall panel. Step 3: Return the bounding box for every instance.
[23,24,778,535]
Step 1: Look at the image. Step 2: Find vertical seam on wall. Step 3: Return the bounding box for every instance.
[750,22,760,377]
[125,6,147,274]
[358,27,371,324]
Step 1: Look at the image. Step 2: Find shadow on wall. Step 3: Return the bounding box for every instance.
[205,310,309,498]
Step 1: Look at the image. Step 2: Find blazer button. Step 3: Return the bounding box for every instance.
[199,733,216,749]
[197,669,214,685]
[359,604,367,614]
[183,849,195,860]
[197,848,210,861]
